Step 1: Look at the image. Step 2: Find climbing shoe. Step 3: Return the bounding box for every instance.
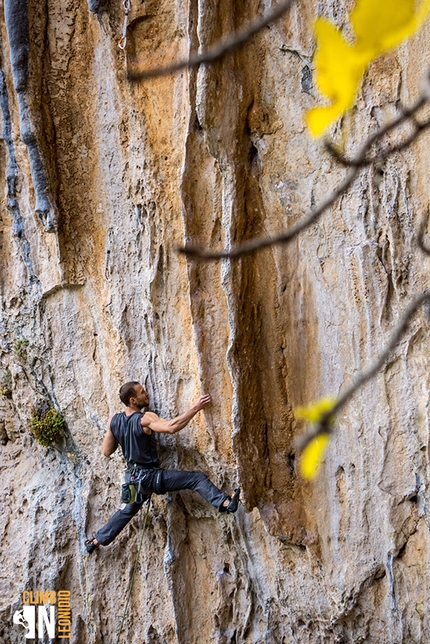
[85,538,99,554]
[220,488,241,513]
[227,487,240,513]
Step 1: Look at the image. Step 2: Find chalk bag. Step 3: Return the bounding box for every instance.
[121,483,136,504]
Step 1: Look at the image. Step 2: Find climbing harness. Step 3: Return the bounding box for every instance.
[118,0,131,50]
[115,496,151,644]
[127,465,165,498]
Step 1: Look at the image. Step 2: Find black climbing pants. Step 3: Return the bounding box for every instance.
[94,468,228,546]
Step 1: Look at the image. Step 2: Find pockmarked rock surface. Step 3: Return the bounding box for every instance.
[0,0,429,642]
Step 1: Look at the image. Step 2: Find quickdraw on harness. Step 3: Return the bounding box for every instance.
[118,0,131,50]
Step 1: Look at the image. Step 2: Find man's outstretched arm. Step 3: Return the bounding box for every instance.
[141,394,212,435]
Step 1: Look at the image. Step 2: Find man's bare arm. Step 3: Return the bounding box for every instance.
[141,394,212,435]
[102,416,119,456]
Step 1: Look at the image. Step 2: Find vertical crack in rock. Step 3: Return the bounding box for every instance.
[182,0,311,546]
[0,53,40,289]
[4,0,58,232]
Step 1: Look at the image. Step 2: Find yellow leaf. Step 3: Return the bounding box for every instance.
[294,396,337,424]
[300,433,330,479]
[416,0,430,24]
[306,19,370,137]
[351,0,430,53]
[306,0,430,136]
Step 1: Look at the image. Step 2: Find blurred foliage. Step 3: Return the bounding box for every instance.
[307,0,430,136]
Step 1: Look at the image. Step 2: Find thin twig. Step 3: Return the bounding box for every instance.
[296,292,430,451]
[179,167,360,259]
[179,93,430,261]
[325,97,429,167]
[127,0,294,81]
[368,117,430,162]
[417,209,430,256]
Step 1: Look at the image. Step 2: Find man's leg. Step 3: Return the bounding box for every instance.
[92,500,147,546]
[160,470,229,510]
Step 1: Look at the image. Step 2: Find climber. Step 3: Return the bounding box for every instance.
[85,381,240,553]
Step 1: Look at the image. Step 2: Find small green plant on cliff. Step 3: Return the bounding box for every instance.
[0,370,12,398]
[30,406,65,447]
[13,339,29,358]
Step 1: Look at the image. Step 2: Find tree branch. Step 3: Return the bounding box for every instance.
[179,166,360,259]
[179,88,430,261]
[325,96,429,167]
[127,0,295,81]
[418,209,430,256]
[296,292,430,451]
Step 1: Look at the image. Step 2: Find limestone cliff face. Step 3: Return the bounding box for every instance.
[1,0,429,642]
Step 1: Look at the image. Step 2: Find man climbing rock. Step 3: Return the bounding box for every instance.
[86,381,240,553]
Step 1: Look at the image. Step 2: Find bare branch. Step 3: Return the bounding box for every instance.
[418,209,430,256]
[179,92,430,261]
[296,292,430,451]
[179,167,360,260]
[127,0,294,81]
[325,97,429,167]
